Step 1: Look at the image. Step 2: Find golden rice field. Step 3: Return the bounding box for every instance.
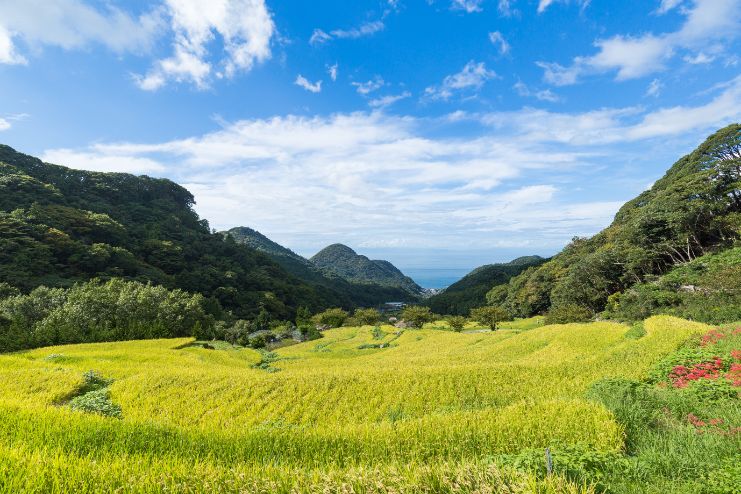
[0,316,709,493]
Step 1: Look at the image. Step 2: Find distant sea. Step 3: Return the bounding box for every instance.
[403,268,470,289]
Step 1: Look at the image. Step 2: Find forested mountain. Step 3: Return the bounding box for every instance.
[426,256,545,315]
[225,227,420,305]
[487,124,741,323]
[310,243,423,295]
[0,145,343,320]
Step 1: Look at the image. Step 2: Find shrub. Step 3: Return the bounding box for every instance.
[69,389,122,419]
[354,308,381,326]
[400,306,434,329]
[470,306,510,330]
[545,304,593,324]
[312,308,348,328]
[447,315,467,332]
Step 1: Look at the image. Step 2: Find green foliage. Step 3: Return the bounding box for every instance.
[0,278,213,352]
[428,256,545,316]
[353,308,381,326]
[545,304,593,325]
[446,315,467,332]
[490,125,741,321]
[400,305,434,328]
[470,306,510,330]
[311,308,348,328]
[68,371,122,419]
[604,247,741,324]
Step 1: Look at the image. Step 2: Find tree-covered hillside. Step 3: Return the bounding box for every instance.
[487,124,741,322]
[310,243,423,295]
[225,227,420,305]
[0,145,340,320]
[426,256,545,315]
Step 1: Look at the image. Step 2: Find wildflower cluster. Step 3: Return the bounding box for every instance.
[686,413,741,436]
[669,357,724,388]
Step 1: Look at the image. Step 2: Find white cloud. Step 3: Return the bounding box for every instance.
[310,21,384,45]
[513,81,560,102]
[352,76,385,95]
[683,52,715,64]
[488,31,510,55]
[49,77,741,252]
[498,0,515,16]
[451,0,484,13]
[645,78,663,97]
[657,0,684,14]
[425,61,497,100]
[537,0,741,85]
[135,0,274,91]
[294,75,322,93]
[369,91,411,108]
[41,149,166,174]
[0,118,10,131]
[0,0,162,65]
[327,63,338,81]
[537,0,590,13]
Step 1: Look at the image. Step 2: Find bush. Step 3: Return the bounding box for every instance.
[354,308,381,326]
[470,306,510,330]
[69,388,122,419]
[447,315,467,332]
[311,308,348,328]
[544,304,592,324]
[400,306,434,329]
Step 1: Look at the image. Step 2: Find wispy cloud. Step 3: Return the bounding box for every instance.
[327,63,338,81]
[425,61,497,100]
[488,31,510,55]
[295,75,322,93]
[513,81,560,102]
[451,0,484,13]
[645,78,663,97]
[352,76,385,95]
[537,0,741,85]
[369,91,411,108]
[0,118,10,131]
[310,20,384,45]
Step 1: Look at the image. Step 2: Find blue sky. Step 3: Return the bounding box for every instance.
[1,0,740,277]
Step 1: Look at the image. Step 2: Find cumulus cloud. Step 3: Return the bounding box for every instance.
[0,0,163,65]
[294,75,322,93]
[135,0,274,91]
[0,118,10,131]
[425,61,497,100]
[310,21,384,45]
[44,77,741,251]
[537,0,741,85]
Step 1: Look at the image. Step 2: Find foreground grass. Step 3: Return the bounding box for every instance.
[0,316,713,492]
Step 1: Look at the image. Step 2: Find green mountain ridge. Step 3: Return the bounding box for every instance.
[310,243,424,295]
[225,227,421,305]
[0,145,348,319]
[426,255,546,315]
[487,123,741,323]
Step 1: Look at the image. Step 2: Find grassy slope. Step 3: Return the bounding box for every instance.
[0,317,708,492]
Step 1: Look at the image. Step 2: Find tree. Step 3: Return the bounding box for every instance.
[447,315,466,332]
[401,305,434,329]
[354,308,381,326]
[470,306,510,330]
[544,304,593,324]
[311,308,348,328]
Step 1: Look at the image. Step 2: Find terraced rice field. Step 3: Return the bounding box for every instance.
[0,316,708,493]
